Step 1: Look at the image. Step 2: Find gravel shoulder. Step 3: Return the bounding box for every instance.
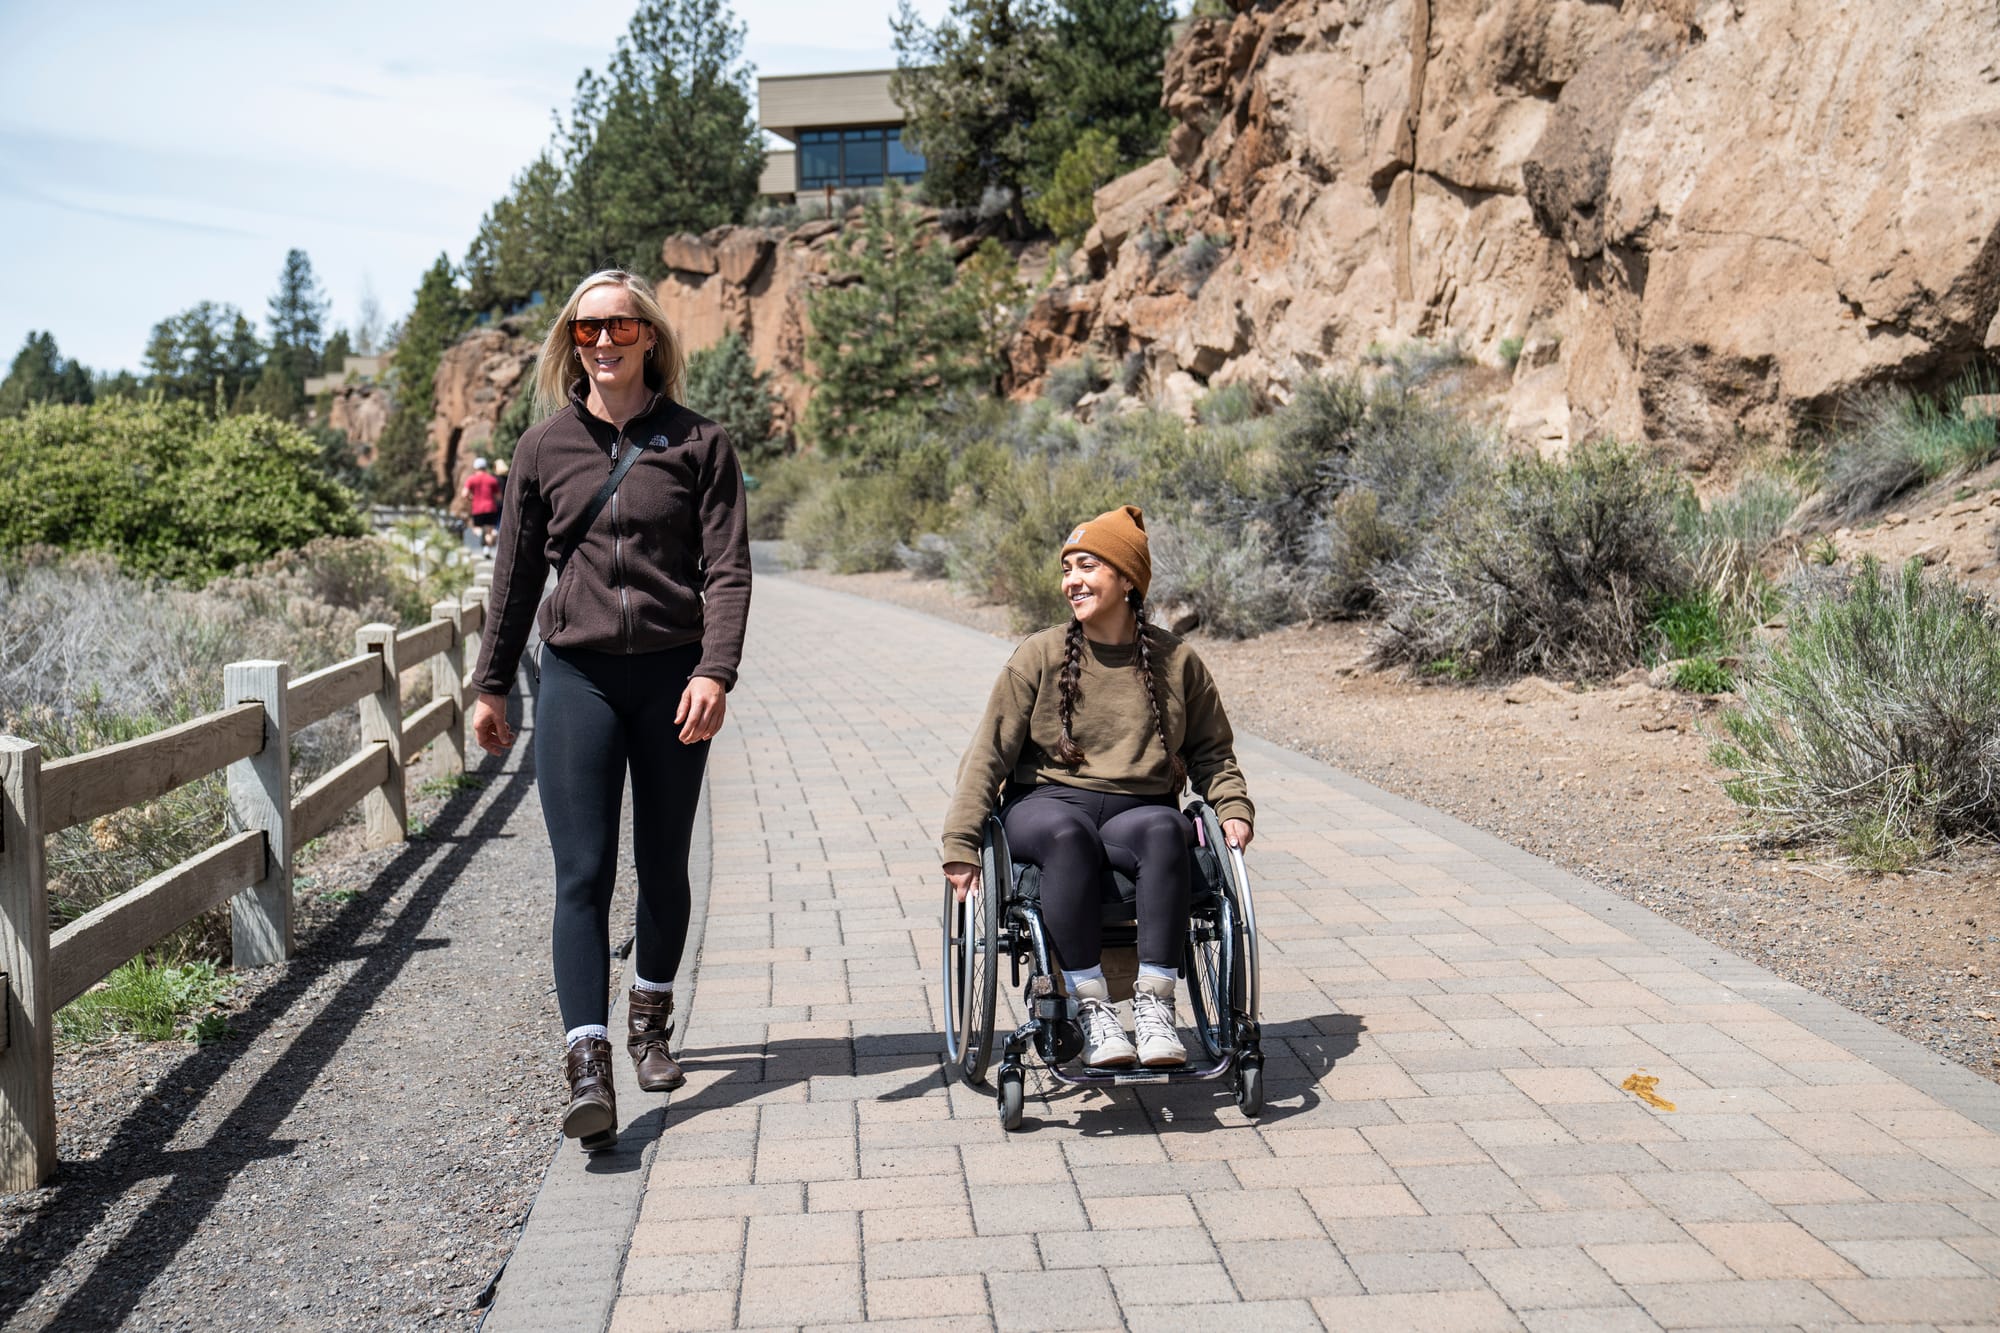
[0,687,591,1330]
[787,561,2000,1086]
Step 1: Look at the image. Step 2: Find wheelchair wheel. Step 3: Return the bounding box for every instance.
[941,830,1000,1084]
[1234,1063,1264,1118]
[997,1067,1025,1130]
[1185,893,1245,1062]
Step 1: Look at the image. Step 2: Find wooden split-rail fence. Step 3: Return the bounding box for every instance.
[0,568,496,1192]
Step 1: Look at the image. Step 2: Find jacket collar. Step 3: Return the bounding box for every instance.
[568,378,672,433]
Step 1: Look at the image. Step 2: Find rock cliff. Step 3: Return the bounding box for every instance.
[1024,0,2000,466]
[425,323,538,496]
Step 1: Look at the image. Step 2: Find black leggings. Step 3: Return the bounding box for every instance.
[1001,784,1191,974]
[535,642,710,1030]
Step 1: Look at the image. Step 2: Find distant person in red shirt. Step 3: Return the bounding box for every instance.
[463,457,502,549]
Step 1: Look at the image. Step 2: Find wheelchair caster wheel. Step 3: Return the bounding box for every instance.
[1234,1064,1263,1118]
[997,1069,1024,1131]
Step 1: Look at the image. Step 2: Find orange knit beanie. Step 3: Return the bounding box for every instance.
[1060,504,1151,598]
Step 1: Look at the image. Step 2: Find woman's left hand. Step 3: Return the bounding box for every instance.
[677,676,728,744]
[1223,818,1253,852]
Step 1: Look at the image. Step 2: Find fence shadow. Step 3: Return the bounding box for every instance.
[0,740,536,1328]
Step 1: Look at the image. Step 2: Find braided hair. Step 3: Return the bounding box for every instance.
[1052,594,1188,790]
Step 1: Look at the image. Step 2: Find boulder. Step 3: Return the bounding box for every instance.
[661,234,718,275]
[1090,158,1181,262]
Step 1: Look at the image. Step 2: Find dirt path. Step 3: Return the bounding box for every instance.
[788,563,2000,1086]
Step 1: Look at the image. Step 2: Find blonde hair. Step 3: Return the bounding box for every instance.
[532,269,684,416]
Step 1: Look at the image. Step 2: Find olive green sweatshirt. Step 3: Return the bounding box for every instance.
[940,624,1254,865]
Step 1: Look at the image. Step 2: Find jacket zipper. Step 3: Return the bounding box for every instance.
[612,437,632,653]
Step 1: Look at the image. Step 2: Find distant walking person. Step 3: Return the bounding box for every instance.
[462,457,502,550]
[469,269,752,1150]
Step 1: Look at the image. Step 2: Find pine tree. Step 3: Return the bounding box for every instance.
[892,0,1053,235]
[267,248,329,384]
[144,302,258,409]
[683,332,783,462]
[1039,0,1174,172]
[372,256,469,505]
[587,0,765,268]
[802,185,983,450]
[0,331,94,416]
[321,328,353,375]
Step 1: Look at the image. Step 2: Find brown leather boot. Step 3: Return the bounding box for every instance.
[627,986,685,1091]
[562,1036,617,1144]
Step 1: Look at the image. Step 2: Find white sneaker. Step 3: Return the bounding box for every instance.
[1072,978,1136,1068]
[1132,976,1187,1066]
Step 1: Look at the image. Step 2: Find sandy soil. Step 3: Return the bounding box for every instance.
[787,560,2000,1084]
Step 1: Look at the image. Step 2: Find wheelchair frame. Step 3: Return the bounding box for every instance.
[942,797,1264,1130]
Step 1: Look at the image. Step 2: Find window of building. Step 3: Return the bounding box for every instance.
[798,126,926,190]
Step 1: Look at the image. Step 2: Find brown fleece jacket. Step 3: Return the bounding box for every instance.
[940,623,1254,865]
[470,385,752,697]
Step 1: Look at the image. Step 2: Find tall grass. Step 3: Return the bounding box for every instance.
[1814,368,2000,520]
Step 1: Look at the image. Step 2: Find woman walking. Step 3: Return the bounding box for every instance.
[470,269,751,1148]
[941,506,1252,1067]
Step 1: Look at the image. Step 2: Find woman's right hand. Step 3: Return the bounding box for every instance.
[472,692,514,755]
[944,861,981,902]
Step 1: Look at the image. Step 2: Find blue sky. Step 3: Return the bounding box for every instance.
[0,0,949,375]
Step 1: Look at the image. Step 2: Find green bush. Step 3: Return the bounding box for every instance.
[1194,382,1257,426]
[0,399,363,584]
[1373,439,1692,680]
[684,332,785,462]
[1712,557,2000,869]
[1043,356,1108,411]
[1498,336,1524,371]
[747,451,831,540]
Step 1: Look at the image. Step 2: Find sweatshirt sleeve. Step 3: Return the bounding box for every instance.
[470,427,552,697]
[693,425,753,690]
[940,662,1039,866]
[1180,650,1254,828]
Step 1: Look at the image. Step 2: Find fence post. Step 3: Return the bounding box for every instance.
[356,624,406,848]
[460,586,484,700]
[0,737,55,1192]
[225,660,292,967]
[432,600,466,778]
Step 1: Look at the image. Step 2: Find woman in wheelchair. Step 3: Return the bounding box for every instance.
[942,504,1254,1070]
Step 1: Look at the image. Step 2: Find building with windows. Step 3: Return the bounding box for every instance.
[757,69,926,200]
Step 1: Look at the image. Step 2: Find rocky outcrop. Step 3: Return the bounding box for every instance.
[1019,0,2000,465]
[325,384,389,457]
[426,324,537,495]
[652,222,840,432]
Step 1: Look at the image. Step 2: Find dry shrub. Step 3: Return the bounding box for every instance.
[1,540,459,962]
[1713,557,2000,869]
[1372,439,1692,680]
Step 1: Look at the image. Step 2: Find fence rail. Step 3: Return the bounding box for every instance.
[0,567,492,1192]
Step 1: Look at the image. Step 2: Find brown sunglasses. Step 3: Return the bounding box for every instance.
[568,316,646,347]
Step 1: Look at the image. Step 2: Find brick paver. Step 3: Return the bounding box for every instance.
[591,572,2000,1328]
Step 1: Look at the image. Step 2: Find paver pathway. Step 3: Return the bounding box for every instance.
[532,572,2000,1330]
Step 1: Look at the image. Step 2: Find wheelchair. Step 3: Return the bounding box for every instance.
[942,796,1263,1130]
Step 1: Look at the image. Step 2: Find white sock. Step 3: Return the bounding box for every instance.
[632,974,674,994]
[565,1024,609,1047]
[1137,963,1177,985]
[1062,965,1106,991]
